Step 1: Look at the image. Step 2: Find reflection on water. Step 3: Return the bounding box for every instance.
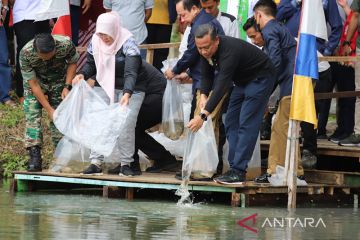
[0,181,359,240]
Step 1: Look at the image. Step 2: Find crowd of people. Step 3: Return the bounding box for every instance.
[0,0,358,184]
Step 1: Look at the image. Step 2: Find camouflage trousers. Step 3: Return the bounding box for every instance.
[23,79,64,149]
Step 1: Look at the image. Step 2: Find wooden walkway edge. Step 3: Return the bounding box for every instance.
[11,171,360,208]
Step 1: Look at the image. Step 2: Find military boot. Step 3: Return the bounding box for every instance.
[27,146,42,172]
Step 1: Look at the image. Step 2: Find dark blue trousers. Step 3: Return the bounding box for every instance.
[225,75,275,173]
[0,26,11,103]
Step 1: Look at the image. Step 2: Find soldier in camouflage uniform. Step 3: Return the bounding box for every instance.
[20,33,79,171]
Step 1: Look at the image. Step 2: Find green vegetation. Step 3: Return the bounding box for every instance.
[0,103,54,178]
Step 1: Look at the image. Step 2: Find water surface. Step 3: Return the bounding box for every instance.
[0,181,359,239]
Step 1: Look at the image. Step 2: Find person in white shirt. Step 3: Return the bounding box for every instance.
[12,0,51,102]
[103,0,154,58]
[200,0,239,38]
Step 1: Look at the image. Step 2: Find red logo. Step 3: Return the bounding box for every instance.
[237,213,258,233]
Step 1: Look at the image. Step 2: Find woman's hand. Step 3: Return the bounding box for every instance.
[72,74,84,85]
[119,93,131,106]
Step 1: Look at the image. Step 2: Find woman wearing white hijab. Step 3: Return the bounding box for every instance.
[73,12,146,176]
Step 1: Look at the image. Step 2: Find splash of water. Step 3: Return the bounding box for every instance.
[175,170,193,205]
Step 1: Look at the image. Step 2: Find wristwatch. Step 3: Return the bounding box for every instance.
[64,83,72,91]
[199,112,207,121]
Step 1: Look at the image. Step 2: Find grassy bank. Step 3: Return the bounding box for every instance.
[0,103,54,178]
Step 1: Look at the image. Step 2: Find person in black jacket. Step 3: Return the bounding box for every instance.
[188,23,276,184]
[108,61,179,175]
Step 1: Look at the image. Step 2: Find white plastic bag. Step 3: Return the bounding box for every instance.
[222,133,261,179]
[182,117,219,179]
[268,166,307,186]
[50,137,90,173]
[53,80,129,156]
[161,59,184,140]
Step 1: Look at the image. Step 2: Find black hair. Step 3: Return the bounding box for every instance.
[253,0,277,17]
[33,33,55,53]
[175,0,201,11]
[243,16,258,32]
[194,23,217,41]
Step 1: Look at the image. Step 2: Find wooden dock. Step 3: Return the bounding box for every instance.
[11,170,360,207]
[261,139,360,160]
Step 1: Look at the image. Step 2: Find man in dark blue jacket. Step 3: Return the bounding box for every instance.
[277,0,342,56]
[252,0,304,183]
[277,0,342,168]
[188,23,276,184]
[164,0,224,118]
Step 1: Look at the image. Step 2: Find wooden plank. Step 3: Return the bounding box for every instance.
[13,171,246,189]
[126,188,134,200]
[231,193,240,207]
[318,56,360,62]
[76,42,181,53]
[145,49,154,65]
[315,91,360,100]
[327,187,334,195]
[304,171,344,185]
[13,173,237,193]
[138,42,180,50]
[261,139,360,158]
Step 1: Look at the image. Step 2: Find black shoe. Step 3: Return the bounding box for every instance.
[119,165,134,176]
[130,161,142,176]
[81,164,103,175]
[254,173,271,183]
[339,133,360,147]
[316,134,328,140]
[214,169,246,184]
[298,175,305,181]
[108,164,121,175]
[146,157,179,173]
[329,132,351,144]
[27,146,42,172]
[301,149,317,169]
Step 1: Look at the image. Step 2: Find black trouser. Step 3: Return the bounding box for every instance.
[329,63,355,135]
[134,93,174,163]
[146,24,173,71]
[301,68,332,154]
[70,5,80,46]
[13,20,50,98]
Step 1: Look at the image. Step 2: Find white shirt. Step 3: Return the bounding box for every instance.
[104,0,154,44]
[13,0,41,24]
[179,26,191,58]
[70,0,81,6]
[216,12,240,38]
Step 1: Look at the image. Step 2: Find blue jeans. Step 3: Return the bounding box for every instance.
[225,75,275,173]
[0,26,11,103]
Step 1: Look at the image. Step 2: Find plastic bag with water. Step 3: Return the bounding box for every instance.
[53,80,129,157]
[182,117,219,179]
[268,165,308,186]
[161,59,184,140]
